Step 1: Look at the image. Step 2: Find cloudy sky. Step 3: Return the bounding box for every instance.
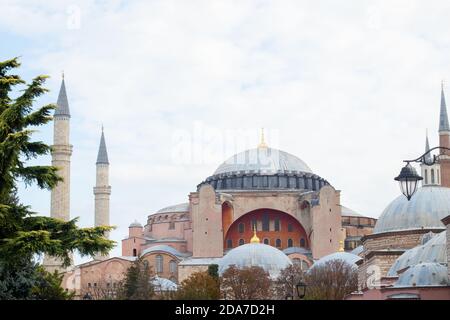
[1,0,450,262]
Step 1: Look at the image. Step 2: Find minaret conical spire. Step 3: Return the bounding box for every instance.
[55,75,70,117]
[424,129,432,163]
[96,127,109,165]
[439,81,449,132]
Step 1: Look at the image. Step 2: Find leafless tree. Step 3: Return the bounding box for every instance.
[304,259,358,300]
[273,264,305,300]
[220,265,272,300]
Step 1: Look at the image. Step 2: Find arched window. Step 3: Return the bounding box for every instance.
[431,169,435,184]
[438,169,440,184]
[287,239,293,247]
[226,239,233,248]
[425,169,428,184]
[274,218,280,231]
[239,239,244,246]
[263,238,269,245]
[156,255,163,273]
[276,239,281,248]
[169,260,177,274]
[238,223,244,233]
[300,238,305,248]
[169,221,175,230]
[132,248,137,257]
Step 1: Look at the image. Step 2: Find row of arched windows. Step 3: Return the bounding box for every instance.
[237,220,295,233]
[227,238,306,248]
[154,255,177,274]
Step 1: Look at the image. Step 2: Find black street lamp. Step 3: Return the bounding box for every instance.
[396,146,450,200]
[296,281,307,299]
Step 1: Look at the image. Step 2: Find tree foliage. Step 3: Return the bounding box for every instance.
[220,265,272,300]
[116,258,154,300]
[304,259,358,300]
[175,270,220,300]
[0,57,115,299]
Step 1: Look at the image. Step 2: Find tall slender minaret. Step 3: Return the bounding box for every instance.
[93,127,111,261]
[421,130,440,186]
[43,74,73,272]
[438,83,450,187]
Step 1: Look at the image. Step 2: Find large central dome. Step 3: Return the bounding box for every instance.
[214,147,313,176]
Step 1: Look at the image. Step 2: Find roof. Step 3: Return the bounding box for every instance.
[55,78,70,117]
[129,220,142,228]
[218,243,292,279]
[387,231,446,277]
[96,128,109,165]
[178,257,222,266]
[374,186,450,234]
[350,245,364,256]
[312,252,362,269]
[282,247,312,256]
[340,205,363,217]
[155,203,189,214]
[439,86,449,132]
[394,263,449,288]
[140,245,189,258]
[150,276,178,291]
[214,147,313,176]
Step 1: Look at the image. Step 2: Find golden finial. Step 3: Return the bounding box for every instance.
[250,224,260,243]
[258,128,268,149]
[338,240,345,252]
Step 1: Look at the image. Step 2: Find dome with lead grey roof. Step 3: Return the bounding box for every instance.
[129,220,142,228]
[140,245,190,258]
[214,147,313,176]
[374,186,450,234]
[155,203,189,214]
[394,263,449,287]
[387,231,446,277]
[218,243,292,278]
[312,252,362,269]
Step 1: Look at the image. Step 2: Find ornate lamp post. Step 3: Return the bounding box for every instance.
[395,146,450,200]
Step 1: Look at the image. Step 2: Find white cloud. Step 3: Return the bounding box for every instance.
[3,0,450,261]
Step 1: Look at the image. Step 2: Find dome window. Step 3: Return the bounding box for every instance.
[287,239,293,247]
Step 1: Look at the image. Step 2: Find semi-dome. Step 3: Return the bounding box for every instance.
[218,243,292,278]
[374,186,450,234]
[394,263,449,287]
[214,147,313,176]
[312,251,362,269]
[387,231,446,277]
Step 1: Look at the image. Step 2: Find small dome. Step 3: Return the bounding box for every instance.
[129,220,142,228]
[394,263,449,287]
[374,186,450,234]
[350,245,364,256]
[387,231,446,277]
[214,147,313,176]
[312,252,362,269]
[218,243,292,278]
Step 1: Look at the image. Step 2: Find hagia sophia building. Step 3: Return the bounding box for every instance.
[45,76,450,299]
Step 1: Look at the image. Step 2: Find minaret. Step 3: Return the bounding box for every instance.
[93,126,111,261]
[438,83,450,187]
[421,130,441,186]
[43,74,73,272]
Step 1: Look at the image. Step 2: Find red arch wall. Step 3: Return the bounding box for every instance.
[223,208,309,251]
